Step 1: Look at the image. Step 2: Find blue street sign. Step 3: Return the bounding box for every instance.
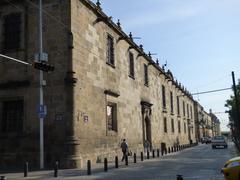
[38,105,47,118]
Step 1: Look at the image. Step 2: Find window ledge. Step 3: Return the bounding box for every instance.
[128,75,135,80]
[107,130,118,136]
[106,62,115,68]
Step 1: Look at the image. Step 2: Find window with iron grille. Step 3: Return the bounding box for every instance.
[178,121,181,133]
[183,101,185,117]
[107,35,114,66]
[162,85,166,109]
[1,100,23,133]
[164,117,167,133]
[171,118,174,133]
[129,52,134,78]
[107,102,117,132]
[3,13,21,51]
[177,96,180,115]
[190,106,193,119]
[184,122,186,133]
[170,91,173,113]
[144,64,148,86]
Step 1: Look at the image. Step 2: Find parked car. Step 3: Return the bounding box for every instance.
[201,137,211,144]
[211,136,228,149]
[221,156,240,180]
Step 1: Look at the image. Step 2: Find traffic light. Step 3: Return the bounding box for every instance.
[33,62,54,72]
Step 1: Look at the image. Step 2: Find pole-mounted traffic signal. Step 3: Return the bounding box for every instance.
[33,61,54,72]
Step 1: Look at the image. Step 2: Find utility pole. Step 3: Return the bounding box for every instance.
[39,0,44,169]
[232,71,240,145]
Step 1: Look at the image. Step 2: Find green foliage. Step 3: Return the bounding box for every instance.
[225,80,240,122]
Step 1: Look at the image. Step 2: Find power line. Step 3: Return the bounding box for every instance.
[0,53,31,65]
[192,87,232,96]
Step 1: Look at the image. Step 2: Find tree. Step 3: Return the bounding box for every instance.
[225,79,240,143]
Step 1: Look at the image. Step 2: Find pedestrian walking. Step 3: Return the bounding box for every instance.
[120,139,128,162]
[144,140,150,153]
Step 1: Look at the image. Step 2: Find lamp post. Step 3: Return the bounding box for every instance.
[38,0,44,169]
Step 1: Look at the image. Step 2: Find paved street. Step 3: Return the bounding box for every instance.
[1,142,239,180]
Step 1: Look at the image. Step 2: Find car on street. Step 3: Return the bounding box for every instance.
[222,156,240,180]
[201,136,211,144]
[211,136,228,149]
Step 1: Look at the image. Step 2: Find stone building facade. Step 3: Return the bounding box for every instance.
[0,0,210,169]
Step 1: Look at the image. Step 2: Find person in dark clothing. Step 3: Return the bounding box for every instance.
[120,139,128,162]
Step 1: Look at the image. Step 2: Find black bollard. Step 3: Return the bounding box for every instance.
[115,156,118,168]
[133,153,137,163]
[161,149,164,156]
[24,162,28,177]
[54,161,58,177]
[172,147,174,153]
[174,146,176,152]
[125,155,128,166]
[141,152,144,161]
[177,174,183,180]
[104,158,108,172]
[147,150,150,159]
[87,160,91,175]
[157,149,160,157]
[152,150,155,158]
[165,148,167,155]
[168,147,171,154]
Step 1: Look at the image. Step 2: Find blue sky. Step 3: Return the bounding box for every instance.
[94,0,240,131]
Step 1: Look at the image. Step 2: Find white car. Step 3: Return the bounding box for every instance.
[211,136,228,149]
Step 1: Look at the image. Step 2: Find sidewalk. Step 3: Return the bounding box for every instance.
[0,145,195,180]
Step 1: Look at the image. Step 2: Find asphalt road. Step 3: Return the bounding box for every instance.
[80,142,238,180]
[1,141,239,180]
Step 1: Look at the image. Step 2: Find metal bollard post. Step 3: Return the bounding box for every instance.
[24,162,28,177]
[87,160,91,175]
[125,154,128,166]
[54,161,59,177]
[0,176,7,180]
[134,153,137,163]
[177,174,183,180]
[152,150,155,158]
[141,152,144,161]
[165,148,167,155]
[115,156,118,168]
[104,158,108,172]
[172,147,174,153]
[161,149,164,156]
[157,149,160,157]
[168,147,171,153]
[147,150,150,159]
[174,146,176,152]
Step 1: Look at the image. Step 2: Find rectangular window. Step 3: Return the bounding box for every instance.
[171,118,174,133]
[1,100,23,133]
[129,52,134,78]
[184,122,186,133]
[107,102,117,132]
[177,96,180,116]
[183,101,185,117]
[178,121,181,133]
[3,13,21,51]
[144,64,148,86]
[162,85,166,109]
[170,91,173,113]
[190,106,193,119]
[107,35,114,66]
[187,104,189,118]
[164,117,167,133]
